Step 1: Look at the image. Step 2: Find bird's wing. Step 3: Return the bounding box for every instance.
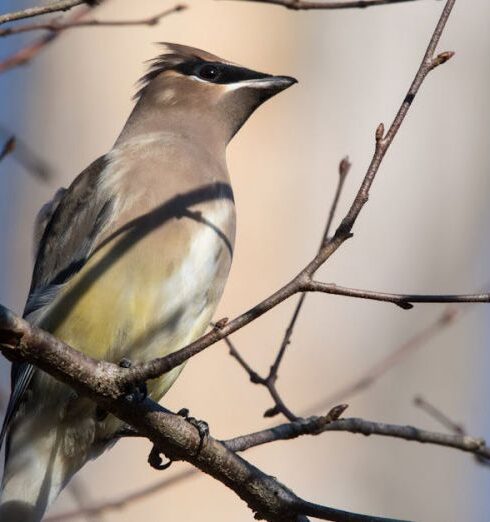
[32,187,67,259]
[1,154,115,450]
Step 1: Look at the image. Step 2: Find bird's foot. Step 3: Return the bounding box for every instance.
[177,407,209,455]
[119,357,148,403]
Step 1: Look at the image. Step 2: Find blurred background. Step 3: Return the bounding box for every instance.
[0,0,489,520]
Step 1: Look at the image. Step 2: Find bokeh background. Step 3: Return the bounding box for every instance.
[1,0,489,521]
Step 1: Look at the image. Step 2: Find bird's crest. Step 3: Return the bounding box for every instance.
[134,43,228,100]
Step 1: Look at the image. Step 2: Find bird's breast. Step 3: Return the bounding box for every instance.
[41,197,235,380]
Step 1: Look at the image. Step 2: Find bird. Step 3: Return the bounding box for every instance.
[0,43,296,521]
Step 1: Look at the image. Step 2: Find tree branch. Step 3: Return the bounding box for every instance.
[224,0,423,10]
[0,0,86,25]
[225,416,490,461]
[0,5,187,38]
[0,306,405,522]
[302,282,489,310]
[0,4,94,73]
[0,136,15,163]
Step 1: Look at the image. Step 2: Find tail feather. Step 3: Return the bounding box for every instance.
[0,424,76,522]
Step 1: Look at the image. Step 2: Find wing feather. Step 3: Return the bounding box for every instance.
[0,154,114,450]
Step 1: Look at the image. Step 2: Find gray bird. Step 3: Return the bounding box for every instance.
[0,43,296,521]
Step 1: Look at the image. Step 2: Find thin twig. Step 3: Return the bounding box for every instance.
[414,396,490,466]
[225,416,490,460]
[0,5,187,38]
[251,157,352,420]
[0,136,15,163]
[0,124,52,179]
[302,282,489,310]
[0,0,85,25]
[224,0,423,10]
[414,396,465,434]
[0,4,93,73]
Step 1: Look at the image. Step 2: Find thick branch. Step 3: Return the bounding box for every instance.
[0,306,402,522]
[0,0,85,25]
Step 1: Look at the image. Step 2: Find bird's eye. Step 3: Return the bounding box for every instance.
[197,64,221,82]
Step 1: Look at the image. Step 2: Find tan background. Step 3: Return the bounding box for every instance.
[1,0,489,521]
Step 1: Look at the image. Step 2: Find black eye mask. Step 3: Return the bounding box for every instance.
[175,60,271,85]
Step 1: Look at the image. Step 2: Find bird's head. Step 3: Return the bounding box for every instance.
[133,43,297,144]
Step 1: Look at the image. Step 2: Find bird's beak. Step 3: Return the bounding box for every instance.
[248,75,298,93]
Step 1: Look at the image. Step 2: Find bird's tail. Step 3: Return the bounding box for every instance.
[0,422,80,522]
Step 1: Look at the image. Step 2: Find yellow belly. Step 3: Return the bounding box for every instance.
[38,208,232,403]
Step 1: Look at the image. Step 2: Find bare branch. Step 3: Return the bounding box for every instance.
[414,395,465,434]
[0,136,15,163]
[0,306,406,522]
[0,0,86,25]
[224,0,423,10]
[0,5,188,38]
[414,396,490,466]
[0,4,93,73]
[226,416,490,461]
[302,282,489,309]
[0,124,52,179]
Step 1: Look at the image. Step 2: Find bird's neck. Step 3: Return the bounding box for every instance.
[114,97,229,155]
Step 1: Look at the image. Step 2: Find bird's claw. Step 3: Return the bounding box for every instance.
[177,407,209,455]
[119,357,148,403]
[148,445,172,471]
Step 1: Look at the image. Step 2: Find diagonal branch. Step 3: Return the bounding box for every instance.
[0,136,15,163]
[0,307,406,522]
[48,409,490,521]
[0,0,86,25]
[0,4,94,73]
[0,5,187,38]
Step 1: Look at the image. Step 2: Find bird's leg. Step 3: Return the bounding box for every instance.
[177,407,209,455]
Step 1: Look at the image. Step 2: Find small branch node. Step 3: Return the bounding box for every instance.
[430,50,455,69]
[264,405,281,418]
[325,403,349,422]
[396,300,414,310]
[338,156,352,179]
[214,317,229,329]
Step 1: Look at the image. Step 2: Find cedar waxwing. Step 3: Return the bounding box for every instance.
[0,43,296,521]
